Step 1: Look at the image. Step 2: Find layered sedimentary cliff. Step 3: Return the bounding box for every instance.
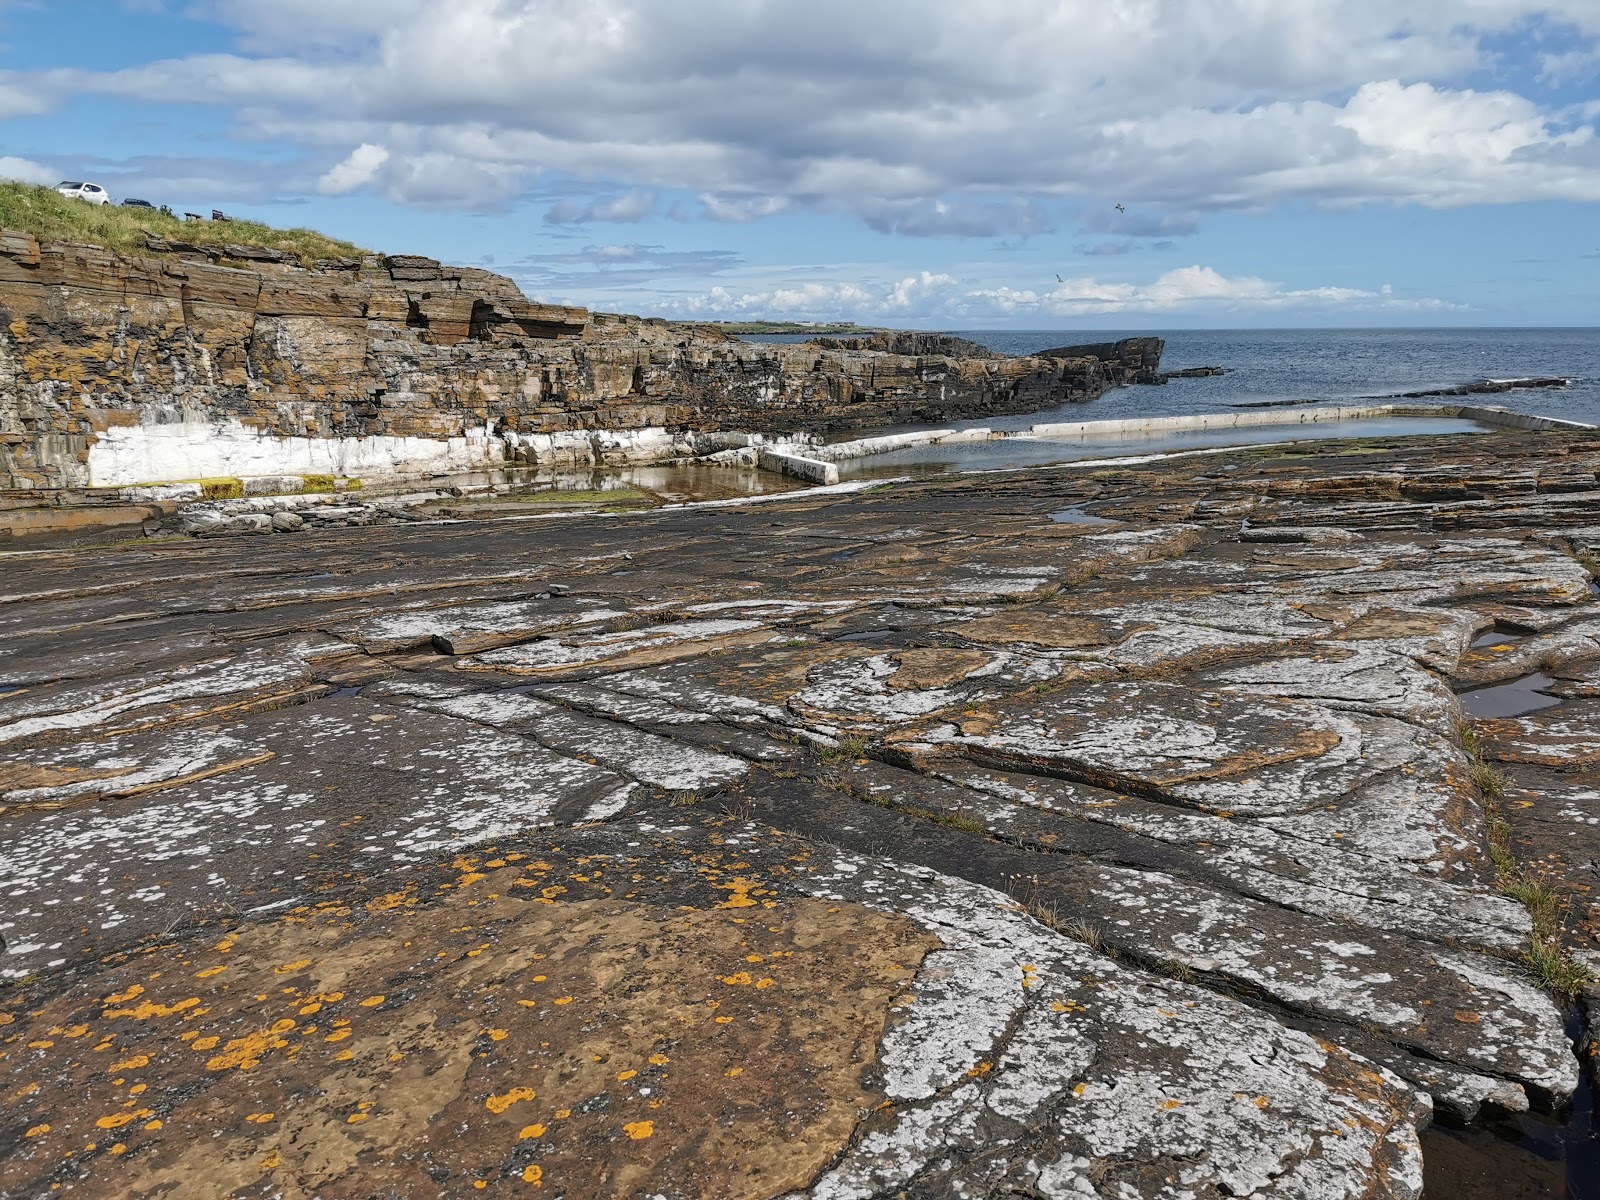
[0,230,1161,489]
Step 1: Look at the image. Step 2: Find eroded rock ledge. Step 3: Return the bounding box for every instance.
[0,230,1159,490]
[6,428,1600,1197]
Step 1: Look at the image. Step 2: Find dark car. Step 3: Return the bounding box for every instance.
[121,198,155,209]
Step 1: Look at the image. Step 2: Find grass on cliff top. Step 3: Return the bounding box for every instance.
[0,182,367,265]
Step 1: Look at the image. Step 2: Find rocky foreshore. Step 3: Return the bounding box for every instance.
[5,425,1600,1197]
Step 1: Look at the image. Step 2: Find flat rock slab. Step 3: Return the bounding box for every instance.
[0,823,1427,1200]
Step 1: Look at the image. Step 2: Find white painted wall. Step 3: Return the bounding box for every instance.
[88,414,506,486]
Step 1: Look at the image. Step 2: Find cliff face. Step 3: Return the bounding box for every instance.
[0,231,1162,489]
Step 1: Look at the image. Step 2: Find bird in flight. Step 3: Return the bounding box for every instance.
[1055,274,1064,282]
[1115,203,1126,214]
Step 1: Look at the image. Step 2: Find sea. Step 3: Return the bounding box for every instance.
[749,327,1600,426]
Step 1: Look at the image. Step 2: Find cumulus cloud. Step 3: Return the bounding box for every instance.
[647,265,1458,322]
[22,1,1600,227]
[0,156,56,186]
[317,142,389,195]
[544,189,656,224]
[512,242,742,290]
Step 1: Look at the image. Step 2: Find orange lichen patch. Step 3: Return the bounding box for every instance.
[485,1086,537,1114]
[109,1054,150,1072]
[714,878,758,909]
[522,1165,544,1185]
[24,1124,50,1137]
[0,834,933,1200]
[102,996,200,1020]
[206,1028,290,1071]
[623,1120,655,1140]
[95,1110,152,1130]
[1158,1099,1184,1111]
[194,965,227,979]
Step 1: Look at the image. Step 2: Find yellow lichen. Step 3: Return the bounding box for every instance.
[623,1120,654,1140]
[485,1086,537,1114]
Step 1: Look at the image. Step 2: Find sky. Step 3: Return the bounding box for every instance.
[0,1,1597,329]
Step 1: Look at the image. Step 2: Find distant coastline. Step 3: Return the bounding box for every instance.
[700,319,889,336]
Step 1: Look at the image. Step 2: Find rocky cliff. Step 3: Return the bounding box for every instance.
[0,230,1161,489]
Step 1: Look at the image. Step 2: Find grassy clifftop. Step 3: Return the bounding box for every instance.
[0,182,366,265]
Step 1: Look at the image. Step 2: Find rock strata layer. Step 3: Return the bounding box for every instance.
[0,230,1160,490]
[5,428,1600,1197]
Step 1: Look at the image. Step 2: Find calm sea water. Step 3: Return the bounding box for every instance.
[749,328,1600,426]
[958,328,1600,426]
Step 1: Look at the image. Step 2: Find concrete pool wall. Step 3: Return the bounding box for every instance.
[804,402,1594,468]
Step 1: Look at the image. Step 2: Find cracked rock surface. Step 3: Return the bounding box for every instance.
[6,429,1600,1197]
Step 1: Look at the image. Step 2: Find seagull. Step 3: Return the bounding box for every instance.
[1115,203,1126,214]
[1055,274,1064,282]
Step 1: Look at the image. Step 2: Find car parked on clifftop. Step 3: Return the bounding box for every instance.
[56,181,110,205]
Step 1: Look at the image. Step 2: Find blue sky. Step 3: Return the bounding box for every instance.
[1,0,1597,328]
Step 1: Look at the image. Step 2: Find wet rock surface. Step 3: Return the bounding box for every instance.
[6,428,1600,1196]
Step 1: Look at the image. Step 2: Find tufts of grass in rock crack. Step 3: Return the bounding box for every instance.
[1461,719,1595,1001]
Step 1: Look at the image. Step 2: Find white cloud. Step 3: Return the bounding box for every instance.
[317,142,389,195]
[544,188,655,224]
[0,156,57,186]
[22,2,1600,225]
[644,265,1458,322]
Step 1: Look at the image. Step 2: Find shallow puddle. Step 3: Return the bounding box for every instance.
[834,416,1491,479]
[1459,672,1564,718]
[1050,507,1120,525]
[408,462,802,507]
[1423,1017,1599,1197]
[1472,626,1530,649]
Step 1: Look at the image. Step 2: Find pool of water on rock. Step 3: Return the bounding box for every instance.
[834,416,1492,478]
[1425,1013,1600,1198]
[391,460,807,508]
[1459,672,1566,719]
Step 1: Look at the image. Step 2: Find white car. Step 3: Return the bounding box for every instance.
[56,181,110,205]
